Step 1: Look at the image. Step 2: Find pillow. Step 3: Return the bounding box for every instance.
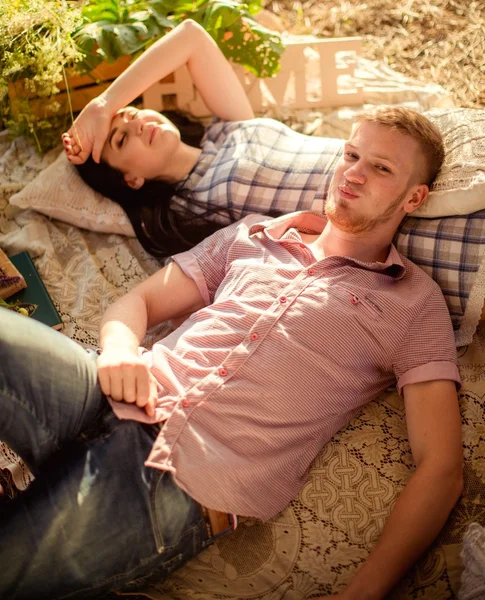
[9,151,136,237]
[413,108,485,217]
[394,210,485,346]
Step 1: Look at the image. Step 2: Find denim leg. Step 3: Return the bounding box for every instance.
[0,309,104,474]
[0,411,210,600]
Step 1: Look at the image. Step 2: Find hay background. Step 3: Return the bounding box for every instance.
[263,0,485,109]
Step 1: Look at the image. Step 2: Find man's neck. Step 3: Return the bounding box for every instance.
[301,220,395,264]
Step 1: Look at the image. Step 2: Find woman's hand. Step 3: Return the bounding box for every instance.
[97,346,159,417]
[62,20,254,164]
[62,94,114,165]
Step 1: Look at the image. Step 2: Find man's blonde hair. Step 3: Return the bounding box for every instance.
[355,106,445,187]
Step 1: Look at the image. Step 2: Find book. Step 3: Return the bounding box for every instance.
[7,252,63,331]
[0,247,26,299]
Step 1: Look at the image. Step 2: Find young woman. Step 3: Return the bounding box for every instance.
[63,19,343,257]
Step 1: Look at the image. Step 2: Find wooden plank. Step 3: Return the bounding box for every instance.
[11,84,112,119]
[58,56,133,90]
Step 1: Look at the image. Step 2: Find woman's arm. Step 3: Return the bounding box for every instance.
[65,19,254,164]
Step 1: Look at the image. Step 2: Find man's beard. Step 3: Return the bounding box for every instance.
[325,187,407,234]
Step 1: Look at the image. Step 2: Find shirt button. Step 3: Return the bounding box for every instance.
[279,296,287,304]
[351,295,359,305]
[250,332,259,341]
[308,269,315,276]
[219,367,228,377]
[182,399,190,408]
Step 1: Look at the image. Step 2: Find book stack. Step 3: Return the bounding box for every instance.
[0,249,63,331]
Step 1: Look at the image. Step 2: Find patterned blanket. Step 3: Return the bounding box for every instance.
[1,58,484,599]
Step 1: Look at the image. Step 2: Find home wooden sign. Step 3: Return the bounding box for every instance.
[8,36,363,121]
[143,36,364,116]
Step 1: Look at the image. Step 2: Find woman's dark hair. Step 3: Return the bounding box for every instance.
[75,112,229,259]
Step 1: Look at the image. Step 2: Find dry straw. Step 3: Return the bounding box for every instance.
[264,0,484,108]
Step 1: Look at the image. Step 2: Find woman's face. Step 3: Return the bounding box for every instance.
[101,107,182,185]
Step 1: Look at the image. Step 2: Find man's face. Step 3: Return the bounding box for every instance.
[101,107,181,183]
[326,121,425,234]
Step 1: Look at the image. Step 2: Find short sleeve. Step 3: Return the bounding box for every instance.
[172,214,264,306]
[393,286,461,395]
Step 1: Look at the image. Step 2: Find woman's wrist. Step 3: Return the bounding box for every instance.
[96,90,119,116]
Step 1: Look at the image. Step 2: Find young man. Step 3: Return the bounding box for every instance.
[0,107,463,600]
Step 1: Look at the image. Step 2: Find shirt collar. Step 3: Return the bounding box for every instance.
[248,211,406,280]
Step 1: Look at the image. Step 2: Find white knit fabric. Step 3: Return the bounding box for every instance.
[9,151,136,236]
[460,522,485,600]
[414,108,485,218]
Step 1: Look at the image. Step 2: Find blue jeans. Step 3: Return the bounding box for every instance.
[0,309,220,600]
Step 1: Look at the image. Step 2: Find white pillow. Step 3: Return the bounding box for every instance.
[9,151,136,237]
[414,108,485,218]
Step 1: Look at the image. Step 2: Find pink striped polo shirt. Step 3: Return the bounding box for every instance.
[111,211,460,520]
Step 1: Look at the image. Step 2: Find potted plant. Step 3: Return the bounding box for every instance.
[0,0,284,152]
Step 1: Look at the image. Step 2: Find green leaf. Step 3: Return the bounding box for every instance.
[97,23,158,60]
[196,4,285,78]
[246,1,263,16]
[165,0,205,12]
[128,10,153,22]
[147,2,177,28]
[82,3,123,23]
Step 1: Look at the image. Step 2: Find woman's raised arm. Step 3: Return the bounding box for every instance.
[64,19,254,164]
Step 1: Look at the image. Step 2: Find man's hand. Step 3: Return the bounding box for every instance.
[62,95,114,165]
[97,347,159,417]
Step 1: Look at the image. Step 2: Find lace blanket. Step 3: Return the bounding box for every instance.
[1,58,483,599]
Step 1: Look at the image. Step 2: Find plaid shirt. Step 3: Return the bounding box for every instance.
[109,212,460,519]
[178,118,343,223]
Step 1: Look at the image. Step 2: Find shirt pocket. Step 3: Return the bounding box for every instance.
[327,284,383,321]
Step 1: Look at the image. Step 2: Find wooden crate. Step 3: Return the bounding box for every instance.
[7,56,132,119]
[8,36,363,120]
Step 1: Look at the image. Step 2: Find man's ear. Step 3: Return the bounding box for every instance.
[123,173,145,190]
[404,184,429,214]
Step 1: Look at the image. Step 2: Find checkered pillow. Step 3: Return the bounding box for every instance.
[395,210,485,345]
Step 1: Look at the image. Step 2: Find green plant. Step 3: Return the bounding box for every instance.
[75,0,284,78]
[0,0,85,150]
[1,0,284,152]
